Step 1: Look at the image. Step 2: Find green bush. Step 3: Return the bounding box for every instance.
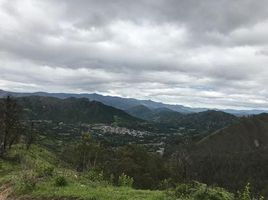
[54,176,68,187]
[118,173,134,188]
[85,170,104,182]
[173,182,234,200]
[174,183,192,197]
[236,183,264,200]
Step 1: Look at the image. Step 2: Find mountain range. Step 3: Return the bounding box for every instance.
[0,89,267,116]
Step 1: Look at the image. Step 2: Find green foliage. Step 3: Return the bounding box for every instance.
[114,145,168,189]
[74,132,102,172]
[118,173,134,188]
[30,182,166,200]
[237,183,251,200]
[54,176,68,187]
[236,183,264,200]
[85,169,104,182]
[172,182,234,200]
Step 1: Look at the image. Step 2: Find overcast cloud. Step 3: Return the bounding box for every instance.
[0,0,268,109]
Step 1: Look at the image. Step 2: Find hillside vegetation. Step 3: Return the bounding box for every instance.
[0,145,255,200]
[197,113,268,153]
[127,106,237,134]
[168,114,268,196]
[0,145,166,200]
[15,96,140,124]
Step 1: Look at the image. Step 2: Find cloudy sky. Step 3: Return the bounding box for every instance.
[0,0,268,109]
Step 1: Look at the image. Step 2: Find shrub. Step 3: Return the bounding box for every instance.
[236,183,264,200]
[85,170,104,182]
[174,183,191,197]
[173,182,234,200]
[54,176,68,187]
[118,173,134,188]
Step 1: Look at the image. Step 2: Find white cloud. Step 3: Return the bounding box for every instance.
[0,0,268,109]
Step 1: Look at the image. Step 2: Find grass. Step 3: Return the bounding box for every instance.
[28,182,166,200]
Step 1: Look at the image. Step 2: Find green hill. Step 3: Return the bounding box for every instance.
[196,113,268,153]
[177,110,238,134]
[127,107,237,134]
[15,96,140,124]
[182,113,268,195]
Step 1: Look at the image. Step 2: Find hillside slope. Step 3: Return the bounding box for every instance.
[196,113,268,153]
[0,145,166,200]
[15,96,140,124]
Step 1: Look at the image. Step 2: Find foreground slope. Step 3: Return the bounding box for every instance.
[0,145,165,200]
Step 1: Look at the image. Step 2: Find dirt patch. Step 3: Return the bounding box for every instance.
[0,186,12,200]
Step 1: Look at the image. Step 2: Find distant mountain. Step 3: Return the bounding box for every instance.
[0,89,267,115]
[127,105,237,134]
[0,89,206,113]
[126,105,184,124]
[196,113,268,153]
[12,96,140,124]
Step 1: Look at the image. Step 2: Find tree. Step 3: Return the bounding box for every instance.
[75,132,102,171]
[0,96,22,157]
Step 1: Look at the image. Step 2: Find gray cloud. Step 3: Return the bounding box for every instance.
[0,0,268,109]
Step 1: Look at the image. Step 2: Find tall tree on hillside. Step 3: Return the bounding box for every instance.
[75,132,102,171]
[0,96,22,157]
